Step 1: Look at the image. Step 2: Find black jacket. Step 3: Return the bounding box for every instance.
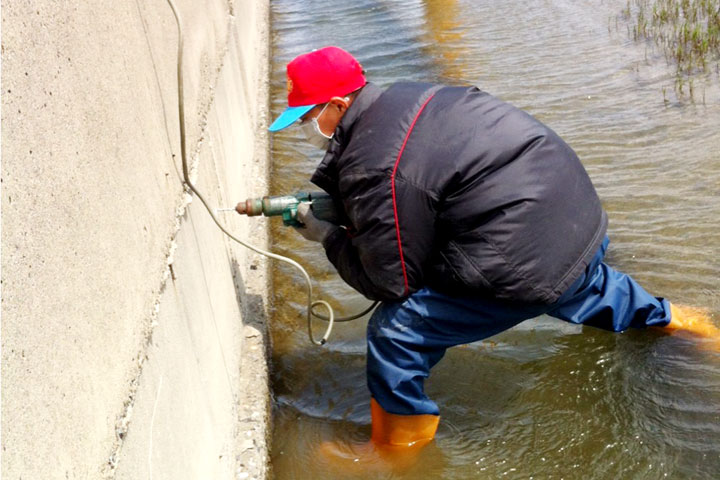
[311,82,608,304]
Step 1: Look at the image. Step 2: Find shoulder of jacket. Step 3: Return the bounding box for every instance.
[382,81,442,97]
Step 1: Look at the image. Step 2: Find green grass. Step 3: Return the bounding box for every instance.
[622,0,720,102]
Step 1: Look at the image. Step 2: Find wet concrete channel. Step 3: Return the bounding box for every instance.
[264,1,720,478]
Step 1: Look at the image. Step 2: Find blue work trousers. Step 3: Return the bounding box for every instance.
[366,237,671,416]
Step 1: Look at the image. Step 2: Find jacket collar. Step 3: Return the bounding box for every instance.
[333,82,383,144]
[311,83,383,195]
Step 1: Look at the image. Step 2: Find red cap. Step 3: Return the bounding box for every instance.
[269,47,366,131]
[287,46,366,106]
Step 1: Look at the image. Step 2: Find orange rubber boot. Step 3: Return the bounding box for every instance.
[317,398,440,474]
[663,304,720,346]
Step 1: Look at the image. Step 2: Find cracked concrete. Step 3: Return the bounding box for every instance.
[1,0,272,478]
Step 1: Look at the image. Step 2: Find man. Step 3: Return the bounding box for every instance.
[268,46,718,469]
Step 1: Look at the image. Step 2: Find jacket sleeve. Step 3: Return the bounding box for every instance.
[321,170,436,301]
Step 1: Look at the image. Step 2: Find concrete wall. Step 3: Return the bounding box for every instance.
[1,0,271,478]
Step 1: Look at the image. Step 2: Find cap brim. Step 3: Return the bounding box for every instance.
[268,104,315,132]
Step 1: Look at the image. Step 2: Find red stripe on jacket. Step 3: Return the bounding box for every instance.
[391,93,436,296]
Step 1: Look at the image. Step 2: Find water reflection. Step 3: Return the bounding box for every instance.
[267,0,720,478]
[421,0,470,82]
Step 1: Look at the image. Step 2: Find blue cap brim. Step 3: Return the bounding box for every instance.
[268,104,315,132]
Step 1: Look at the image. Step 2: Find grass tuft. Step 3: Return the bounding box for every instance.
[622,0,720,102]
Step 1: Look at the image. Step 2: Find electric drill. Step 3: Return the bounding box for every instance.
[235,191,339,227]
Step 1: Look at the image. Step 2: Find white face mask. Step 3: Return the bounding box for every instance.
[301,103,333,150]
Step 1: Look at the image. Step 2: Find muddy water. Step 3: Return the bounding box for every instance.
[265,1,720,478]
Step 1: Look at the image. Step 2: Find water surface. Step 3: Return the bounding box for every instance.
[266,1,720,478]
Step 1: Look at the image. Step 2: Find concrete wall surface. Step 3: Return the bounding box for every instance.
[1,0,272,478]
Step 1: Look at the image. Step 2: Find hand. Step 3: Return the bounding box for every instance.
[294,202,337,243]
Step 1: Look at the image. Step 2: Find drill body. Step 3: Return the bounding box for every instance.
[236,191,339,227]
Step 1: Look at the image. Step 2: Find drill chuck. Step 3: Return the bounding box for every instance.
[235,197,263,216]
